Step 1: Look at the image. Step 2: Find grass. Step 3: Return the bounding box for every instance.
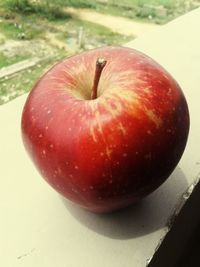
[1,0,199,24]
[0,57,59,105]
[0,52,28,68]
[0,20,43,40]
[43,0,199,24]
[90,0,200,24]
[57,19,134,48]
[50,0,95,8]
[0,0,71,21]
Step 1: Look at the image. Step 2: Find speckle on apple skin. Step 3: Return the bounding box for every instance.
[21,46,189,213]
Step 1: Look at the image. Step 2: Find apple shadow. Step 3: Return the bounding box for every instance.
[62,166,188,240]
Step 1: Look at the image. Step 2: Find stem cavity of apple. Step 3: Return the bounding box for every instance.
[91,58,107,100]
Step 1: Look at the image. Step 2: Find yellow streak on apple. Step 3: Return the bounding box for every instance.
[95,110,103,134]
[118,122,127,136]
[144,108,163,128]
[88,101,104,143]
[116,89,140,104]
[89,123,97,143]
[105,147,113,159]
[99,99,122,118]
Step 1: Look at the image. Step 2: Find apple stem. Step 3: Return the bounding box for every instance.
[91,58,107,100]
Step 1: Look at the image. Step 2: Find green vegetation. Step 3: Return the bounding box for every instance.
[0,57,58,105]
[2,0,198,24]
[0,52,28,68]
[1,0,71,21]
[0,21,42,40]
[90,0,200,24]
[57,19,132,48]
[49,0,95,8]
[1,0,199,24]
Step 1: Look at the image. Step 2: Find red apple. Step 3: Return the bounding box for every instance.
[21,46,189,213]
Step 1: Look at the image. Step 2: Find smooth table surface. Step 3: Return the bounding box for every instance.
[1,8,200,267]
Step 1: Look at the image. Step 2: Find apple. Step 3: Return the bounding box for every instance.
[21,46,189,213]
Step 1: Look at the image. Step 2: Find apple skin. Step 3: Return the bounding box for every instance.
[21,46,189,213]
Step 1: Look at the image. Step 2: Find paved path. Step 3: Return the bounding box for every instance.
[0,57,41,79]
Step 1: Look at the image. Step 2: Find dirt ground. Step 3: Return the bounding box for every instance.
[66,7,161,37]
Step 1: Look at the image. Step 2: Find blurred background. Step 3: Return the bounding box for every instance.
[0,0,200,105]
